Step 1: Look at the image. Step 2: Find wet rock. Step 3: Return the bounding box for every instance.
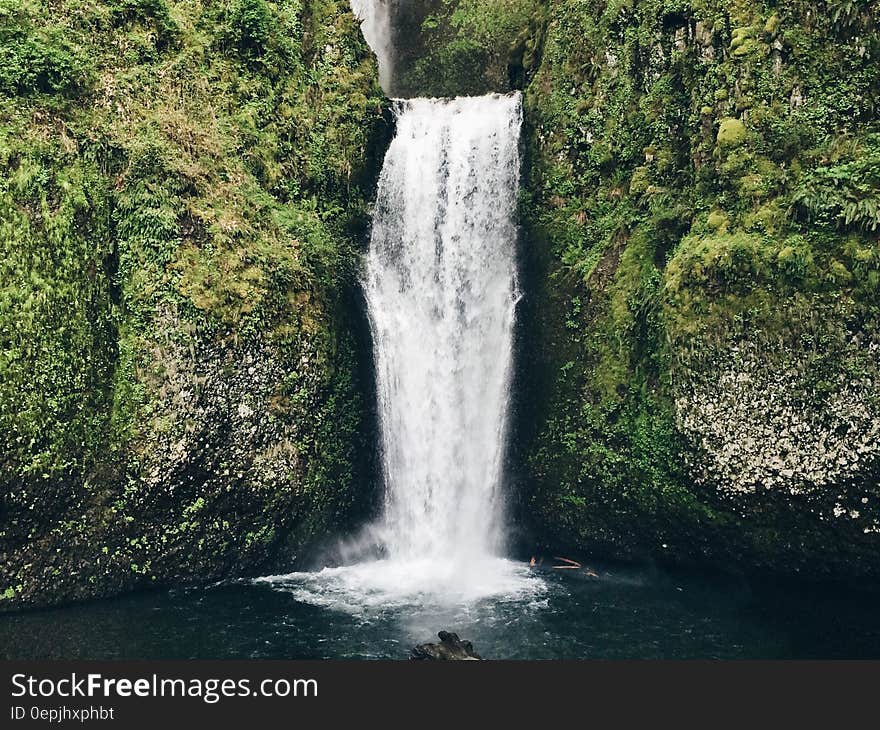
[410,631,482,661]
[674,336,880,499]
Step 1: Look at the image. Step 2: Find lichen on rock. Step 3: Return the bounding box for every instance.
[675,331,880,500]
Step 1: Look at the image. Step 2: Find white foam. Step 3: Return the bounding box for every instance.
[350,0,394,91]
[256,557,546,615]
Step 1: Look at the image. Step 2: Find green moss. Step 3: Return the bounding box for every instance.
[517,0,880,578]
[0,0,384,610]
[0,0,93,95]
[629,166,651,195]
[706,209,727,230]
[717,118,747,147]
[394,0,546,96]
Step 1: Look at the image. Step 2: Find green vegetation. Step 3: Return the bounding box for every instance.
[518,0,880,576]
[0,0,384,608]
[393,0,545,97]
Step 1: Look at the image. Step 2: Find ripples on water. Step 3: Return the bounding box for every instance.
[3,561,878,660]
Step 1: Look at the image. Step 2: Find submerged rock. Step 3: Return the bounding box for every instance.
[410,631,482,660]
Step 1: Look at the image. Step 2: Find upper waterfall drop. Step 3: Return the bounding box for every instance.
[350,0,394,92]
[365,94,523,566]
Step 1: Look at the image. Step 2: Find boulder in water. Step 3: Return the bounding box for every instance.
[410,631,482,660]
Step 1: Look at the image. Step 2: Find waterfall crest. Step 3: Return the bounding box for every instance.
[365,94,522,565]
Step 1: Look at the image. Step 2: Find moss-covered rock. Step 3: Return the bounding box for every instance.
[0,0,386,609]
[516,0,880,579]
[381,0,546,97]
[717,117,747,147]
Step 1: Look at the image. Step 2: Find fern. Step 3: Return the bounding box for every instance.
[790,134,880,232]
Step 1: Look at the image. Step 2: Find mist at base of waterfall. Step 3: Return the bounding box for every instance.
[254,557,546,615]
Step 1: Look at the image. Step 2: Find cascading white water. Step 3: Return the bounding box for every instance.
[350,0,394,91]
[261,93,544,612]
[258,93,542,606]
[365,95,522,565]
[255,5,544,610]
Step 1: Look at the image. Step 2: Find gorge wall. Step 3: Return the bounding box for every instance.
[520,0,880,579]
[407,0,880,579]
[2,0,879,611]
[0,0,385,609]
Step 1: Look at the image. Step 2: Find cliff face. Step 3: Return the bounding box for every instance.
[518,0,880,577]
[0,0,385,609]
[383,0,544,97]
[2,0,878,611]
[395,0,880,578]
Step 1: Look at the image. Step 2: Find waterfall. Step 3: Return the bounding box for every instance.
[257,95,540,605]
[365,95,523,565]
[255,6,543,610]
[350,0,394,91]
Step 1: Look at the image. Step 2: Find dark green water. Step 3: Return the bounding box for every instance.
[2,562,878,659]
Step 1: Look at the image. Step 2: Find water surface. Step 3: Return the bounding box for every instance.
[3,563,876,660]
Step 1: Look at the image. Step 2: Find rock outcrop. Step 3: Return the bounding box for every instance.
[411,632,482,661]
[0,0,385,609]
